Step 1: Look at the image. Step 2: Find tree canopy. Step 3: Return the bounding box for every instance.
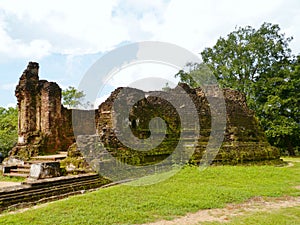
[201,22,293,103]
[255,55,300,155]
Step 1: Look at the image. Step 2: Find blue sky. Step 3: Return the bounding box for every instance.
[1,0,300,108]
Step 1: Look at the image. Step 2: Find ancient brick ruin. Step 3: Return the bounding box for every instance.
[10,62,74,159]
[94,83,280,167]
[11,62,280,166]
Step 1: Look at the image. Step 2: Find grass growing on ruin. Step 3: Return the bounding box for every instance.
[0,158,300,225]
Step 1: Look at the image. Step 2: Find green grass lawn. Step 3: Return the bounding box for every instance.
[0,158,299,225]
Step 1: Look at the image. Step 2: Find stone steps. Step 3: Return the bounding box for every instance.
[3,164,31,178]
[3,152,67,178]
[0,173,111,212]
[31,153,67,161]
[10,168,30,173]
[19,164,31,168]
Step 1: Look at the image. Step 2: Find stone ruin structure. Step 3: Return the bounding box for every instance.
[10,62,280,167]
[10,62,74,159]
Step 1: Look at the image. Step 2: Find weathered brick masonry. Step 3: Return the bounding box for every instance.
[10,62,280,165]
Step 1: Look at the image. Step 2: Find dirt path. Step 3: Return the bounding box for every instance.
[144,196,300,225]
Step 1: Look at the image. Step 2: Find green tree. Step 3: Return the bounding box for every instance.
[255,56,300,155]
[62,86,85,109]
[0,107,18,157]
[201,22,293,105]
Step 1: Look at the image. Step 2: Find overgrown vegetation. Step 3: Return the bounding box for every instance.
[0,159,299,224]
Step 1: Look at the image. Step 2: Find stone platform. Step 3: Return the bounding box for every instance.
[0,173,110,212]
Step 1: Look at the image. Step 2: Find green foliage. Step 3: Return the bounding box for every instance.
[196,22,299,155]
[255,56,300,155]
[0,160,299,224]
[0,106,18,157]
[62,86,85,109]
[201,22,292,100]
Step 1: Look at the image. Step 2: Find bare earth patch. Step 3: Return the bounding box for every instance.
[144,196,300,225]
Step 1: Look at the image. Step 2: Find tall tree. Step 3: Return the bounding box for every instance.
[201,22,293,106]
[255,55,300,155]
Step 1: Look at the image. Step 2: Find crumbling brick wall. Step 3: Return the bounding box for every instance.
[11,62,75,159]
[11,62,280,165]
[96,84,280,165]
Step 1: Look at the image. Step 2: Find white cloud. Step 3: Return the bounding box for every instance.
[0,0,128,58]
[0,19,52,60]
[146,0,288,52]
[111,0,169,41]
[106,62,179,90]
[1,0,300,61]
